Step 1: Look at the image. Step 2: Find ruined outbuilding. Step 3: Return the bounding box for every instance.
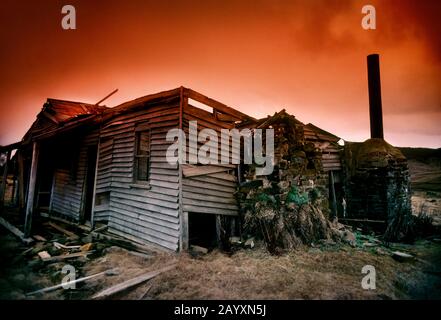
[0,55,413,252]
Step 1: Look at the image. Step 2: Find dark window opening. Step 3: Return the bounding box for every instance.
[134,128,150,183]
[188,212,217,249]
[95,191,110,207]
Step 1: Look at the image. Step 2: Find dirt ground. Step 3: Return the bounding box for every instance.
[0,225,440,300]
[1,152,440,300]
[408,159,441,227]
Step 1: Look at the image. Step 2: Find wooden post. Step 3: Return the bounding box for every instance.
[178,87,188,251]
[24,142,39,237]
[17,151,25,211]
[48,172,56,214]
[216,215,222,249]
[182,211,189,251]
[11,176,16,205]
[329,171,338,220]
[90,141,101,229]
[0,150,11,212]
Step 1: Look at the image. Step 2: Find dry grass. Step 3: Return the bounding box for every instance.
[1,227,440,300]
[81,241,441,300]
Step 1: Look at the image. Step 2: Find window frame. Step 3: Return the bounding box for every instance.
[133,123,151,185]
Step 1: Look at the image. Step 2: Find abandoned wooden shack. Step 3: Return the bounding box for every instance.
[0,87,256,251]
[0,54,413,252]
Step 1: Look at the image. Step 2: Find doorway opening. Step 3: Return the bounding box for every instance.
[188,212,217,249]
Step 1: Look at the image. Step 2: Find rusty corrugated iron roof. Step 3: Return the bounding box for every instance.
[43,99,108,124]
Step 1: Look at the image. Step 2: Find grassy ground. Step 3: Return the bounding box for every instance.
[1,147,440,300]
[1,226,440,300]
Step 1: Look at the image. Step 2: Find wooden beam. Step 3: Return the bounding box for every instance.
[48,172,56,214]
[329,171,337,219]
[24,142,39,237]
[41,251,94,263]
[41,111,60,124]
[0,141,22,153]
[26,268,118,296]
[185,88,253,121]
[45,221,79,239]
[90,140,101,228]
[182,164,232,178]
[182,211,189,251]
[106,87,181,116]
[0,216,33,244]
[0,150,10,211]
[178,87,186,252]
[92,265,176,299]
[17,151,25,210]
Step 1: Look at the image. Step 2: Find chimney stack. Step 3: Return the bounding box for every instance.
[367,54,384,139]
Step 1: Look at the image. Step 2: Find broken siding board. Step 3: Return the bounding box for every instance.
[184,105,236,129]
[182,198,238,211]
[111,192,179,210]
[108,216,178,248]
[150,162,178,170]
[205,172,237,182]
[109,200,179,224]
[182,185,234,199]
[185,88,250,121]
[109,212,180,239]
[182,164,232,177]
[106,104,180,125]
[149,174,179,184]
[109,196,179,217]
[150,168,179,176]
[182,205,238,216]
[109,228,178,252]
[149,179,179,190]
[108,211,180,239]
[108,219,178,251]
[187,175,236,188]
[109,205,179,231]
[182,192,236,204]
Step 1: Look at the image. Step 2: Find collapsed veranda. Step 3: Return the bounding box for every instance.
[0,87,345,251]
[0,66,412,252]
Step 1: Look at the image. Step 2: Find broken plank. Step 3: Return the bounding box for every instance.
[33,235,47,242]
[92,225,108,233]
[26,268,119,296]
[45,222,79,239]
[53,242,81,250]
[0,216,34,244]
[182,164,232,177]
[38,251,51,260]
[92,264,176,299]
[42,251,94,263]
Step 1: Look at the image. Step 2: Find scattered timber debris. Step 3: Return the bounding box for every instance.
[53,242,81,250]
[392,251,414,262]
[0,216,34,244]
[92,265,176,299]
[33,235,47,242]
[45,222,79,240]
[26,268,119,296]
[80,243,93,251]
[37,251,51,260]
[138,283,153,300]
[190,245,208,255]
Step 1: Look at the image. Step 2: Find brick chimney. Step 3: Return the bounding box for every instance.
[367,54,384,139]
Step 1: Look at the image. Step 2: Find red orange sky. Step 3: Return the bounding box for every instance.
[0,0,440,147]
